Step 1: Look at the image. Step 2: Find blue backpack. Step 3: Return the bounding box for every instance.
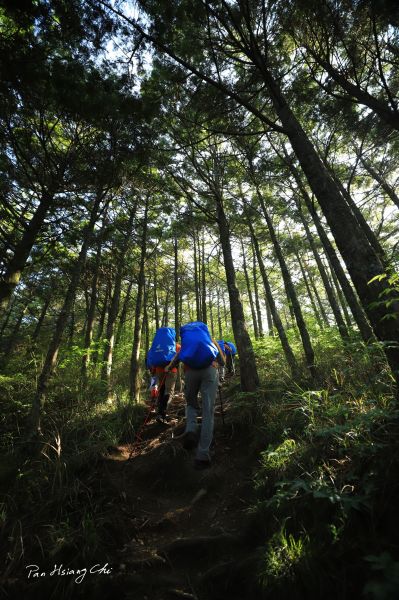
[226,341,237,355]
[180,322,218,369]
[147,327,176,368]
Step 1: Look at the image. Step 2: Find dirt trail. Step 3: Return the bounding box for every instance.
[98,383,260,600]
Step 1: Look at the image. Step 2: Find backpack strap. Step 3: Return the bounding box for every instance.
[165,350,180,371]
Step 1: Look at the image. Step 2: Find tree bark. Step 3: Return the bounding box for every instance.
[129,198,149,403]
[174,235,180,338]
[240,237,259,339]
[252,244,264,338]
[215,193,259,391]
[193,228,201,321]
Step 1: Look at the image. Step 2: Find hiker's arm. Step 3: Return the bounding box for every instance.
[165,352,180,372]
[214,340,226,366]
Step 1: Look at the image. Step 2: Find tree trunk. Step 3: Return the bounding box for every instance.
[296,252,324,329]
[265,297,274,336]
[81,236,102,379]
[252,244,264,338]
[193,229,201,321]
[93,279,111,366]
[129,199,149,403]
[360,158,399,211]
[282,116,376,344]
[209,295,215,337]
[293,195,349,339]
[101,264,123,398]
[217,288,223,339]
[30,191,104,435]
[255,189,316,378]
[304,45,399,132]
[240,237,259,339]
[215,193,259,391]
[327,164,385,259]
[153,265,160,330]
[327,260,353,330]
[143,281,150,359]
[68,301,75,346]
[201,231,207,324]
[174,236,180,339]
[0,191,53,314]
[102,208,136,395]
[222,293,228,331]
[116,278,134,345]
[0,299,15,339]
[305,261,330,327]
[32,295,51,344]
[262,69,398,378]
[2,302,28,359]
[248,220,299,378]
[162,287,170,327]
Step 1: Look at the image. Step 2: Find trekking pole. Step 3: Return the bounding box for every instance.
[218,385,225,427]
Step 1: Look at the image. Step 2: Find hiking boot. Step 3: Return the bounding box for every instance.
[194,458,211,470]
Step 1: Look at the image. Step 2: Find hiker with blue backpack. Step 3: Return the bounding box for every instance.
[165,322,226,470]
[147,327,180,425]
[217,340,237,381]
[225,341,237,375]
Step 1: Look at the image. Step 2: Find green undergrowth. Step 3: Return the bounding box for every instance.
[0,371,148,597]
[234,334,399,600]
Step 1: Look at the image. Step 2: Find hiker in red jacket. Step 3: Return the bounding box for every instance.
[154,342,181,424]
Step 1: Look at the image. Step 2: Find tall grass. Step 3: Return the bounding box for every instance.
[234,329,399,599]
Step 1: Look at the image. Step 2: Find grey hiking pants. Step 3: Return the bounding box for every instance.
[184,365,219,462]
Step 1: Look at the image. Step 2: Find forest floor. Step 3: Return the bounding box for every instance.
[95,380,260,600]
